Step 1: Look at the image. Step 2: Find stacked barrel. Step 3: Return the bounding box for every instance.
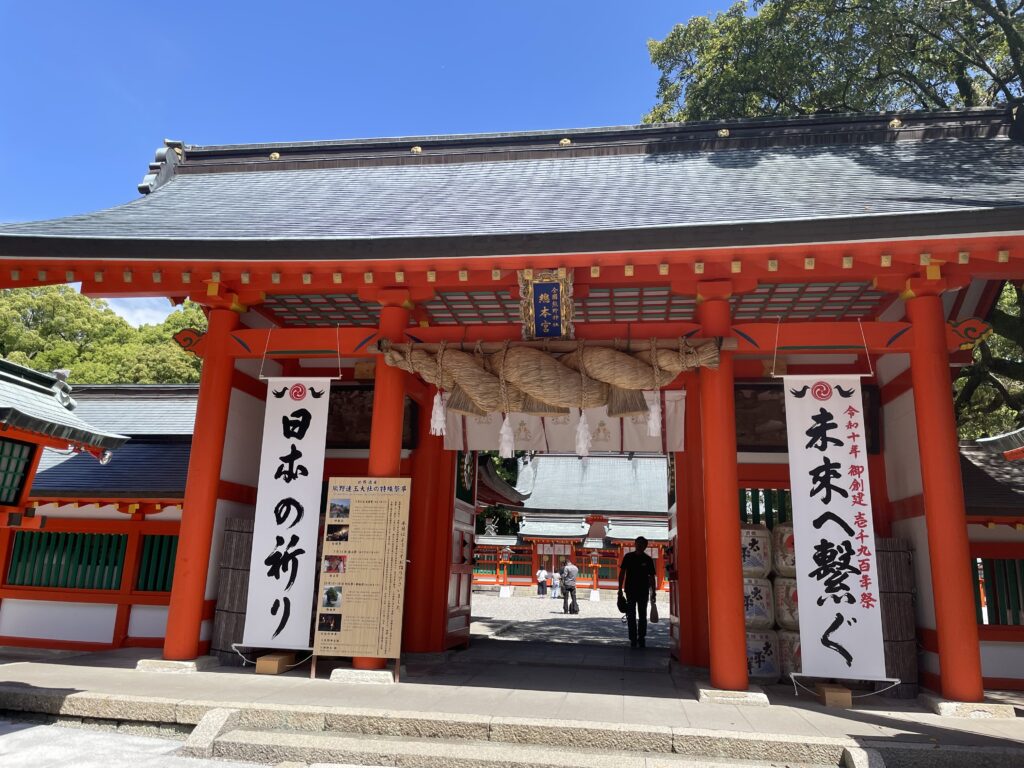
[210,517,254,666]
[741,523,783,683]
[875,537,918,698]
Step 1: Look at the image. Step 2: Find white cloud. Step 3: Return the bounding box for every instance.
[106,297,176,327]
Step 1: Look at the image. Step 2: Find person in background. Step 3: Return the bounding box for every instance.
[617,536,656,648]
[550,567,561,600]
[535,565,548,597]
[560,557,579,614]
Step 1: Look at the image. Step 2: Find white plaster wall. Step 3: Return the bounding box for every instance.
[882,390,923,501]
[221,388,265,486]
[875,353,909,387]
[737,452,788,464]
[968,524,1024,543]
[892,516,936,630]
[0,599,116,643]
[921,649,940,676]
[200,619,213,642]
[144,505,183,522]
[205,499,255,600]
[127,605,169,638]
[34,503,123,520]
[234,356,282,379]
[980,641,1024,680]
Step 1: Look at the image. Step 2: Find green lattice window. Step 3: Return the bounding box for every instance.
[975,558,1024,626]
[740,488,792,529]
[7,531,127,589]
[0,437,35,506]
[136,534,178,592]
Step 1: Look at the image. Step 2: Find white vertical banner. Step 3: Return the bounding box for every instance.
[242,378,332,649]
[783,376,885,680]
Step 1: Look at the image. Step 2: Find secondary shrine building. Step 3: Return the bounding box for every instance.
[1,108,1024,702]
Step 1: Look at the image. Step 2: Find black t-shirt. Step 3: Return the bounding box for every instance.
[619,551,656,597]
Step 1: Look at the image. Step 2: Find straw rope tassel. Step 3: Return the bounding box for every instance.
[429,341,448,436]
[575,341,592,457]
[498,341,515,458]
[647,338,662,437]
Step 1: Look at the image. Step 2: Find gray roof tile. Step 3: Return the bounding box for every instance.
[32,441,190,498]
[2,139,1022,242]
[516,455,667,513]
[70,386,197,435]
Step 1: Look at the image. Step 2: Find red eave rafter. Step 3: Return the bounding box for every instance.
[2,235,1023,299]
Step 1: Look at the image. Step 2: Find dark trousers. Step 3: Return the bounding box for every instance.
[626,594,648,643]
[562,586,578,613]
[537,581,547,595]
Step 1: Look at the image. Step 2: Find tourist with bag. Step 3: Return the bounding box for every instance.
[617,536,657,648]
[535,566,548,597]
[560,558,579,614]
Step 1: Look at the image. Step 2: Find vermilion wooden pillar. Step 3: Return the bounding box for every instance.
[402,388,448,652]
[358,299,410,670]
[164,307,239,660]
[683,374,710,667]
[696,288,749,691]
[906,292,983,702]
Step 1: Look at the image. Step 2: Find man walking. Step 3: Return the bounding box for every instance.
[560,557,579,614]
[617,536,657,648]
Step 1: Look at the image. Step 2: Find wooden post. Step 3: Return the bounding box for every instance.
[358,300,410,670]
[906,292,983,702]
[697,288,749,691]
[164,307,239,660]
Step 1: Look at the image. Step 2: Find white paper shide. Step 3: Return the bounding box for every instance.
[783,376,885,680]
[242,378,332,649]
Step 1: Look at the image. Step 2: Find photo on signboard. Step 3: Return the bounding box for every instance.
[329,499,351,521]
[322,555,347,574]
[317,613,342,632]
[326,524,350,542]
[322,585,342,609]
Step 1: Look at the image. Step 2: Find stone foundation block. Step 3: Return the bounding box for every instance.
[489,716,674,753]
[693,680,770,706]
[136,655,220,674]
[918,692,1018,719]
[328,667,398,684]
[673,727,850,765]
[179,707,241,758]
[59,691,178,722]
[324,708,489,740]
[235,703,328,731]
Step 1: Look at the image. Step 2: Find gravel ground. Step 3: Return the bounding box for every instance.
[470,590,672,648]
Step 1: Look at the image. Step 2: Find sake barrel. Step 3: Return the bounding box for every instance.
[743,577,775,629]
[773,577,799,630]
[746,629,781,683]
[772,523,796,577]
[740,524,772,578]
[778,629,802,678]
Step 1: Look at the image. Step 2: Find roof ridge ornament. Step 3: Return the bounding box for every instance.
[138,141,182,194]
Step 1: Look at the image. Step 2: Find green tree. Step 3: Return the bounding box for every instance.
[646,0,1024,437]
[0,286,206,384]
[646,1,1023,123]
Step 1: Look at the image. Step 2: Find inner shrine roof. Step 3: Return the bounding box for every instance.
[2,109,1022,260]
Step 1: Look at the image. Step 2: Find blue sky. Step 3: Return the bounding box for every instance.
[1,2,726,325]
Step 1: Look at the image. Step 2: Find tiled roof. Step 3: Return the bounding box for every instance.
[69,385,197,435]
[0,361,127,451]
[516,455,668,513]
[605,516,670,543]
[517,514,590,540]
[32,440,190,498]
[2,138,1021,244]
[958,441,1024,517]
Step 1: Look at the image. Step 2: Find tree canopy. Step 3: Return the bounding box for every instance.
[0,286,206,384]
[646,0,1024,438]
[646,0,1023,123]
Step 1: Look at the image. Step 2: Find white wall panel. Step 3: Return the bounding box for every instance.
[0,599,116,643]
[968,524,1024,543]
[980,641,1024,680]
[221,389,265,486]
[127,605,169,638]
[883,391,922,501]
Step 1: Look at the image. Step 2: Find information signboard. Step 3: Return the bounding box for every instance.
[312,476,411,660]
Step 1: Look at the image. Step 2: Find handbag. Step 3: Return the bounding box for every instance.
[616,591,628,613]
[649,600,660,624]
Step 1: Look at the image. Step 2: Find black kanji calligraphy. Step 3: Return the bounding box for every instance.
[808,456,848,505]
[820,611,855,666]
[812,510,855,537]
[273,497,304,529]
[281,408,312,440]
[808,538,858,605]
[275,444,308,483]
[270,596,291,638]
[265,534,306,590]
[805,408,843,452]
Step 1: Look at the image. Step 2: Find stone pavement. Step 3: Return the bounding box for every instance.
[0,643,1021,766]
[470,592,672,648]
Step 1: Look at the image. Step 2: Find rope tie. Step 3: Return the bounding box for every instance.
[498,340,511,414]
[436,339,447,387]
[649,338,660,389]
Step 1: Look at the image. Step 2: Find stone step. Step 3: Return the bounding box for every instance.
[211,728,836,768]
